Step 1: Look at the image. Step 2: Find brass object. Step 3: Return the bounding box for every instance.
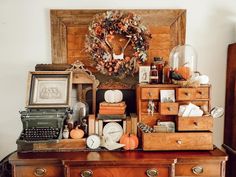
[34,168,46,177]
[192,166,204,175]
[146,168,159,177]
[80,169,93,177]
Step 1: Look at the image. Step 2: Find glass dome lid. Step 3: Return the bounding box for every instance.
[169,44,198,80]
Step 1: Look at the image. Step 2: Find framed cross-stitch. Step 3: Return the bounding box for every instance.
[26,71,72,108]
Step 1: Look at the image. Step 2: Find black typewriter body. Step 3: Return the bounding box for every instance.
[17,108,68,145]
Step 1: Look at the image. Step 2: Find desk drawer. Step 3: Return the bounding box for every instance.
[15,165,63,177]
[176,87,209,101]
[141,88,159,100]
[177,116,213,131]
[142,132,213,151]
[176,163,221,176]
[70,166,170,177]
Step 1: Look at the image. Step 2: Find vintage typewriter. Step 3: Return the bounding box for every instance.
[16,71,73,152]
[17,108,69,143]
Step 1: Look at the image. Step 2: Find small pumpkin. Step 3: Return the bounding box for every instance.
[70,125,84,139]
[104,90,123,103]
[120,133,139,150]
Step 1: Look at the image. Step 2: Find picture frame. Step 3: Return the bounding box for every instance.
[26,71,72,108]
[160,90,175,103]
[139,66,150,83]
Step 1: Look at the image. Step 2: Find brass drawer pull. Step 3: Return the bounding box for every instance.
[81,169,93,177]
[192,166,204,175]
[34,168,46,177]
[146,168,159,177]
[167,107,172,111]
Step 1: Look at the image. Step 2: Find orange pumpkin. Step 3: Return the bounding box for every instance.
[120,133,139,150]
[70,125,84,139]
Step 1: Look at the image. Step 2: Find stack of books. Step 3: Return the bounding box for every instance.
[98,101,127,120]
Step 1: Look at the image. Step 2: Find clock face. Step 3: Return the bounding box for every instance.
[86,134,101,149]
[103,122,123,142]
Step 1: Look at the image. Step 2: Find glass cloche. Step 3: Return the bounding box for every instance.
[169,44,197,80]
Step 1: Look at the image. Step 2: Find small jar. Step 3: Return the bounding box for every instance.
[154,57,164,83]
[62,125,69,139]
[162,61,171,84]
[150,63,158,84]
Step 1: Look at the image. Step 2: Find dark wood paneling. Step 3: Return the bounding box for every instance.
[223,43,236,177]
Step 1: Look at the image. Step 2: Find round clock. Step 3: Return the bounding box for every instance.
[86,134,101,149]
[103,122,123,142]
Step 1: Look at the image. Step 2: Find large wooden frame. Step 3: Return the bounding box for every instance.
[51,9,186,65]
[50,9,186,89]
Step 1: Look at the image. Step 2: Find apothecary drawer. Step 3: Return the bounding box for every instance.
[141,87,159,100]
[69,166,170,177]
[176,87,209,101]
[159,103,178,115]
[14,165,63,177]
[177,116,213,131]
[141,132,213,151]
[175,163,221,176]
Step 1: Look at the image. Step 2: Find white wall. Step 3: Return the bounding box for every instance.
[0,0,236,160]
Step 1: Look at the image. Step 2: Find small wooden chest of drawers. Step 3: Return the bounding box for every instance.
[136,84,213,151]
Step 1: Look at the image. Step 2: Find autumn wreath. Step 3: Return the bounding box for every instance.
[85,10,151,78]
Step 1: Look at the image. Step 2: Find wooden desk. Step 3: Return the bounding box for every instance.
[9,147,227,177]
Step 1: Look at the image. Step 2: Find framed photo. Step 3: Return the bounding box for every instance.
[139,66,150,83]
[160,90,175,103]
[26,71,72,108]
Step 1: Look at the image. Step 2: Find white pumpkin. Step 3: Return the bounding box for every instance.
[104,90,123,103]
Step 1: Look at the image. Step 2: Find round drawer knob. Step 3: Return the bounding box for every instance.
[146,168,159,177]
[192,166,204,175]
[81,169,93,177]
[34,168,46,177]
[193,121,199,126]
[176,140,182,144]
[167,107,172,111]
[185,92,190,96]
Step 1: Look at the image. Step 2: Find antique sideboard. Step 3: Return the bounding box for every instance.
[9,147,227,177]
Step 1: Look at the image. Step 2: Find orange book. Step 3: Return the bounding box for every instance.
[99,101,126,107]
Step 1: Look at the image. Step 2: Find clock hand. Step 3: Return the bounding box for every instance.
[91,139,94,146]
[108,131,122,134]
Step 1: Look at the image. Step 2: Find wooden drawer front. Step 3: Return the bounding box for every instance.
[70,166,170,177]
[141,88,159,100]
[142,132,213,150]
[15,165,63,177]
[177,116,213,131]
[195,87,209,99]
[176,87,209,101]
[159,103,178,115]
[176,163,221,176]
[176,88,195,100]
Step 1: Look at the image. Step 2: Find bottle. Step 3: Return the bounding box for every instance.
[162,61,172,84]
[150,63,158,84]
[62,125,69,139]
[154,57,164,84]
